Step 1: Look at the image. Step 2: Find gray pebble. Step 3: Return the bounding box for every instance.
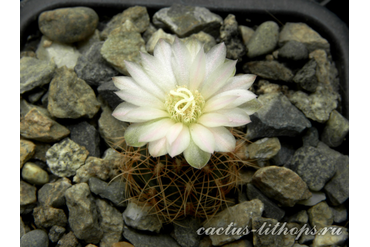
[20,229,49,247]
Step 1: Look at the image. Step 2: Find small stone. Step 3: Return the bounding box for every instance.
[244,61,294,82]
[102,148,122,180]
[309,49,338,87]
[20,139,36,168]
[20,56,56,94]
[256,80,283,95]
[101,22,146,75]
[293,59,319,92]
[246,184,285,221]
[220,14,246,61]
[323,154,349,205]
[299,234,315,245]
[20,229,49,247]
[239,25,254,45]
[252,217,284,247]
[112,242,134,247]
[321,110,349,147]
[182,31,216,53]
[74,42,119,87]
[247,137,281,160]
[146,28,169,47]
[279,22,330,52]
[204,199,264,246]
[330,205,348,224]
[38,7,98,43]
[101,6,150,39]
[21,51,37,58]
[226,240,254,247]
[89,177,126,207]
[27,88,47,103]
[36,36,81,69]
[20,98,51,118]
[96,198,124,247]
[286,146,336,191]
[302,127,319,147]
[67,121,100,157]
[20,108,70,142]
[48,225,66,242]
[97,80,122,111]
[289,212,309,228]
[270,139,296,166]
[153,4,223,38]
[65,183,103,244]
[20,181,37,206]
[278,40,308,60]
[33,143,52,162]
[21,162,49,185]
[57,231,79,247]
[312,226,348,247]
[38,177,72,207]
[308,201,333,230]
[246,93,311,140]
[73,157,111,183]
[143,24,158,43]
[247,21,279,58]
[123,225,181,247]
[98,105,128,149]
[288,87,339,123]
[76,29,101,55]
[297,191,326,206]
[252,166,312,207]
[47,66,100,119]
[33,206,68,228]
[171,217,201,247]
[46,138,89,177]
[123,200,163,233]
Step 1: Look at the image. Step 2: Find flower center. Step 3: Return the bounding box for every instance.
[165,86,205,124]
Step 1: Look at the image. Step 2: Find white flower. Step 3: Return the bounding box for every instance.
[112,37,259,169]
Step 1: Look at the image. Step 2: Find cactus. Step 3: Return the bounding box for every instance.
[114,128,257,223]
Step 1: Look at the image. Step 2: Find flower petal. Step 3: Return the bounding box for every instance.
[215,108,251,127]
[112,76,136,90]
[200,59,237,100]
[189,123,215,153]
[202,94,239,113]
[188,48,206,91]
[115,89,165,110]
[124,122,148,147]
[183,139,211,169]
[203,89,256,113]
[149,137,168,157]
[216,74,257,94]
[154,39,173,64]
[184,38,203,61]
[205,42,227,78]
[138,118,175,142]
[166,122,183,145]
[125,60,166,99]
[117,106,169,122]
[197,112,230,127]
[140,52,176,92]
[168,125,190,157]
[208,127,236,152]
[239,98,263,115]
[226,90,257,108]
[112,102,138,121]
[171,37,192,87]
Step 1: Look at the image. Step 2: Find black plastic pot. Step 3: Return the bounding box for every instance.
[20,0,349,119]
